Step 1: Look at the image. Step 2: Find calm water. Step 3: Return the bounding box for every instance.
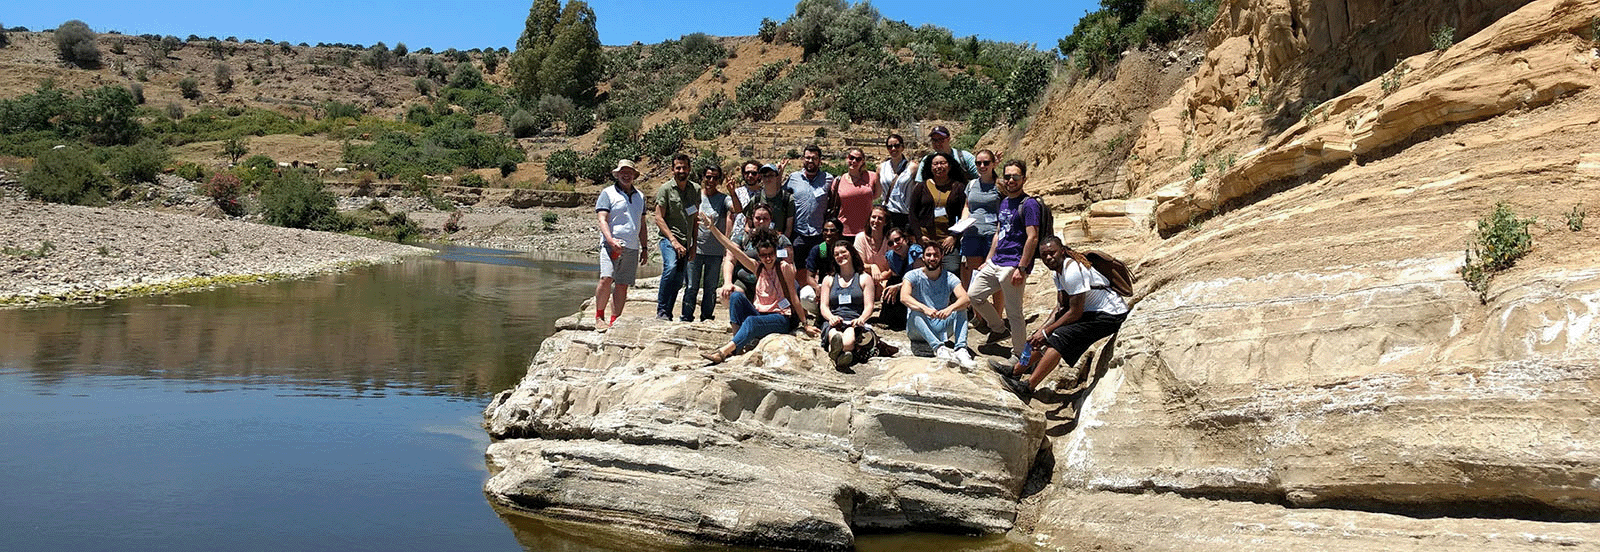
[0,245,1024,552]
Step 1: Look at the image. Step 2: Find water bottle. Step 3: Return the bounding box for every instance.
[1018,344,1033,370]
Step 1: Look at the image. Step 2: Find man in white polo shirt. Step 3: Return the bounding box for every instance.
[594,159,649,330]
[1000,235,1129,399]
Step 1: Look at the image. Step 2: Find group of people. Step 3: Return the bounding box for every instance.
[592,126,1129,398]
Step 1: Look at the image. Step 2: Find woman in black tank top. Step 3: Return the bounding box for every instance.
[821,238,884,368]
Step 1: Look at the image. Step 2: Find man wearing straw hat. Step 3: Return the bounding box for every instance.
[593,159,650,330]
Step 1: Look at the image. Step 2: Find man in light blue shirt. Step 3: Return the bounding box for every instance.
[785,144,833,286]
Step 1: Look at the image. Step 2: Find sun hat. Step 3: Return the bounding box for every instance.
[611,159,639,175]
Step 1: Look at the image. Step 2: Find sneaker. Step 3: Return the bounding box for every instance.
[953,347,977,368]
[656,314,672,321]
[1002,376,1033,399]
[837,350,854,367]
[989,356,1020,378]
[972,315,991,334]
[828,331,845,358]
[933,345,954,361]
[986,322,1011,343]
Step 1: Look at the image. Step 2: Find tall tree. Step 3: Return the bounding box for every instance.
[537,1,603,102]
[509,0,561,100]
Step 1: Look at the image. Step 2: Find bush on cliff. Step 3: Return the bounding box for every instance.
[54,20,101,68]
[1461,202,1534,303]
[24,146,110,205]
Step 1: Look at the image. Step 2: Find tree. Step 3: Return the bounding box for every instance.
[538,1,603,101]
[509,0,561,100]
[54,20,101,68]
[481,50,499,74]
[24,146,110,206]
[0,22,10,49]
[222,136,249,164]
[393,42,408,57]
[213,63,234,92]
[448,62,485,90]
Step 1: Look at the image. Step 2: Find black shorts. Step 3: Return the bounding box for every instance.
[1045,311,1127,367]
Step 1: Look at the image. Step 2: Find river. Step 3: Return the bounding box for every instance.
[0,245,1023,551]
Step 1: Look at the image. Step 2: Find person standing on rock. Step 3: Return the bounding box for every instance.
[785,145,834,287]
[698,221,817,364]
[971,159,1041,365]
[833,147,880,239]
[961,149,1003,306]
[999,236,1129,399]
[909,151,970,275]
[901,239,974,366]
[917,125,977,185]
[727,160,761,243]
[683,164,730,322]
[747,163,795,238]
[594,159,649,330]
[878,133,919,232]
[653,154,700,321]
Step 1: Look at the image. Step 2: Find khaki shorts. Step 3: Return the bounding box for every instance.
[600,247,641,286]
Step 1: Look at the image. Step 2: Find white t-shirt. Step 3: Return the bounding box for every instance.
[595,183,646,250]
[1055,259,1129,316]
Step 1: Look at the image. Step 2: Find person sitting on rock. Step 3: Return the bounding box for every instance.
[819,238,877,368]
[700,219,816,364]
[720,204,794,303]
[871,225,922,331]
[801,218,845,319]
[1000,236,1130,398]
[900,238,974,366]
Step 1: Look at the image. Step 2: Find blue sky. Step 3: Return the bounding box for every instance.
[4,0,1098,53]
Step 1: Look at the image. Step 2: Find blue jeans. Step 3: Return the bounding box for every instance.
[908,309,968,350]
[728,291,792,349]
[657,239,689,318]
[681,254,722,321]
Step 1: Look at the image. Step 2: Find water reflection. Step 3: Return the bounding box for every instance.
[0,247,627,397]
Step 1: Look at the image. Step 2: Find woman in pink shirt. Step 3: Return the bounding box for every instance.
[832,147,879,238]
[855,205,893,284]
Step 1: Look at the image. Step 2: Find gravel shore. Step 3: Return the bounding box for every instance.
[0,195,432,307]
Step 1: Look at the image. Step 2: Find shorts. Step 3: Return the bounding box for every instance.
[1045,311,1127,367]
[599,246,641,286]
[960,228,994,258]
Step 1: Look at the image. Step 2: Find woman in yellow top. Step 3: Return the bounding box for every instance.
[908,151,970,274]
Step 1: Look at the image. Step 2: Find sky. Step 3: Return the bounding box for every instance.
[3,0,1099,53]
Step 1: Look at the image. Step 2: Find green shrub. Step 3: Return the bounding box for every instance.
[640,119,688,160]
[1566,204,1586,232]
[508,109,541,138]
[179,77,200,99]
[213,63,234,92]
[24,146,110,205]
[322,100,363,120]
[405,103,435,126]
[460,173,488,187]
[54,20,101,68]
[1460,202,1534,302]
[201,171,244,215]
[174,162,207,182]
[414,77,432,96]
[758,18,779,43]
[545,148,580,181]
[602,116,641,146]
[235,154,277,187]
[128,83,144,104]
[260,171,341,230]
[1431,25,1455,51]
[106,140,169,185]
[166,102,184,120]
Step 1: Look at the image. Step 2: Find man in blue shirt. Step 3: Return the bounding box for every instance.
[785,144,833,286]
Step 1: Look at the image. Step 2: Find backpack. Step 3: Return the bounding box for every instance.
[1083,250,1134,296]
[1024,195,1054,271]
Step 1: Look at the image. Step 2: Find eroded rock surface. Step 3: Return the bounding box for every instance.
[483,316,1044,550]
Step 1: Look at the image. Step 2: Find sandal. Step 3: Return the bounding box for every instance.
[700,349,727,363]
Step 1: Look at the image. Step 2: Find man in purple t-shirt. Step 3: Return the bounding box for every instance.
[968,159,1040,362]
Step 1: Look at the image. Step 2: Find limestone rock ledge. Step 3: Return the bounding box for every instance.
[483,318,1045,550]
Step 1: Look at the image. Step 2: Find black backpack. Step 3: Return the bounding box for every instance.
[1025,195,1053,271]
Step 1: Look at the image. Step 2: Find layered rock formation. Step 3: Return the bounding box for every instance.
[483,308,1045,550]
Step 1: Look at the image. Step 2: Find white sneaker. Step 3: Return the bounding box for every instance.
[953,347,976,368]
[933,345,954,361]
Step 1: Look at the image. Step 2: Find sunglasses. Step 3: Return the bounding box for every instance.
[1003,174,1024,181]
[743,170,758,175]
[886,143,903,149]
[847,156,863,161]
[976,160,993,166]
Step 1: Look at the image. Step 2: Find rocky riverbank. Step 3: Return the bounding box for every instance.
[0,193,431,307]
